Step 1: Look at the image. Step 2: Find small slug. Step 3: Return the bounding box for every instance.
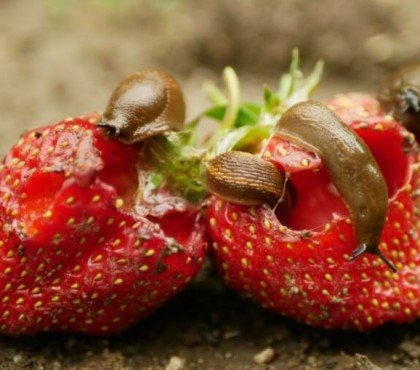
[99,69,185,144]
[378,64,420,135]
[275,101,395,271]
[206,151,286,207]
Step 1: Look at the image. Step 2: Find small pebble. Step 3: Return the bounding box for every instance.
[253,347,276,364]
[307,355,317,365]
[165,356,186,370]
[222,330,241,340]
[391,354,400,362]
[13,354,23,364]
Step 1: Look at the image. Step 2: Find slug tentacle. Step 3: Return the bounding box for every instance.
[275,101,394,270]
[351,244,397,273]
[99,69,185,144]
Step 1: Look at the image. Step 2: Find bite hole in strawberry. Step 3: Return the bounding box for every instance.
[20,172,65,225]
[274,125,411,231]
[95,133,139,205]
[275,167,349,231]
[149,210,199,246]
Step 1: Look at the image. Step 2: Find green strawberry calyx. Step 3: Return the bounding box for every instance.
[144,49,324,202]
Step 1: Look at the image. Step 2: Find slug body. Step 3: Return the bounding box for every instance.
[100,69,185,144]
[275,101,393,269]
[206,151,285,207]
[378,64,420,136]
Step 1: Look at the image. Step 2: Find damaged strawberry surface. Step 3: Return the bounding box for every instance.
[208,94,419,329]
[0,115,207,334]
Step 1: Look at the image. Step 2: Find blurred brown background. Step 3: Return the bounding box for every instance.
[1,0,420,153]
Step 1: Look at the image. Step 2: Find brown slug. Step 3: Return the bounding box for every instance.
[378,63,420,135]
[206,151,286,207]
[275,101,395,271]
[99,69,185,143]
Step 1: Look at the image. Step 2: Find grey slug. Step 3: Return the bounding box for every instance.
[205,151,286,207]
[275,101,395,271]
[99,69,185,144]
[378,63,420,136]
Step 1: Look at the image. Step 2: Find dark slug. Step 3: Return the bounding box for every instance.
[99,69,185,143]
[206,151,286,207]
[275,101,395,271]
[378,63,420,136]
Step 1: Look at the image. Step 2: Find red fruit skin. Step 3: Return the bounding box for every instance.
[0,115,207,335]
[208,94,419,330]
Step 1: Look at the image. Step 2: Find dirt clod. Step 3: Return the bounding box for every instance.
[399,340,420,360]
[344,354,382,370]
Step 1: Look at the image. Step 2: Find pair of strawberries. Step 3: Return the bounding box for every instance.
[0,59,418,334]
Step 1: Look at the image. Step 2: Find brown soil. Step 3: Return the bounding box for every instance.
[0,1,419,369]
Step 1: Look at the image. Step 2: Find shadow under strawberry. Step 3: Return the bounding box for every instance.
[0,281,417,369]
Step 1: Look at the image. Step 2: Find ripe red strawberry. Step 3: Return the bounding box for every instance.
[207,93,419,330]
[0,115,206,334]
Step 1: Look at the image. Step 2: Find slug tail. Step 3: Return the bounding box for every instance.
[350,244,397,273]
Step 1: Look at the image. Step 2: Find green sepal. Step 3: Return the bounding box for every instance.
[272,48,324,112]
[144,132,207,203]
[197,50,324,159]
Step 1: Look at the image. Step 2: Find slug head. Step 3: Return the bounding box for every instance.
[100,69,185,144]
[378,64,420,135]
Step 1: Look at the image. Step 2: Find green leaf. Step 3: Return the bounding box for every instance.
[263,86,280,113]
[236,103,261,127]
[203,105,226,121]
